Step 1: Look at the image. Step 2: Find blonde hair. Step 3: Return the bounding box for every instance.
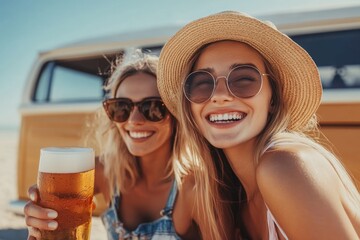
[174,41,360,239]
[173,49,239,240]
[173,101,239,240]
[85,50,175,196]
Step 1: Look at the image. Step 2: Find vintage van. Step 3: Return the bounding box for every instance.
[10,5,360,215]
[10,27,178,215]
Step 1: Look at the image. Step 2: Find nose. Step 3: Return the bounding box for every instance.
[127,106,146,124]
[210,77,234,103]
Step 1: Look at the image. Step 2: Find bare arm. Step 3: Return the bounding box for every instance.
[172,175,202,240]
[173,173,236,240]
[257,145,359,240]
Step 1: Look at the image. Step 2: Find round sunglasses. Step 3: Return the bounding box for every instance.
[183,65,268,103]
[102,97,168,123]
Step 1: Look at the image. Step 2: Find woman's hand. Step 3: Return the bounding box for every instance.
[24,185,58,240]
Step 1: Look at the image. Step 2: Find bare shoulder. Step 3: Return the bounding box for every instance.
[255,144,355,239]
[256,143,338,192]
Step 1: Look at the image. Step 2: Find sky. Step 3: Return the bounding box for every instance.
[1,0,359,129]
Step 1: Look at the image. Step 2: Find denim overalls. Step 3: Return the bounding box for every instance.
[101,181,181,240]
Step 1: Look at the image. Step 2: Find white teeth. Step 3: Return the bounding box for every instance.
[129,131,152,139]
[209,112,244,122]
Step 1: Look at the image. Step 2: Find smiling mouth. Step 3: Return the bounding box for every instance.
[207,112,246,123]
[128,131,154,139]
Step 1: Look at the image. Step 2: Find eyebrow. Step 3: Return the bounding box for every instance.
[229,63,258,69]
[195,63,259,74]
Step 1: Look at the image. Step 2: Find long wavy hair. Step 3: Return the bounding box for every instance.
[172,46,240,240]
[85,51,176,196]
[173,41,360,239]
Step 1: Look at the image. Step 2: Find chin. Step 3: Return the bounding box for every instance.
[128,147,150,157]
[207,138,239,149]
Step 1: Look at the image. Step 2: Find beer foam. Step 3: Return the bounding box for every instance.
[39,147,95,173]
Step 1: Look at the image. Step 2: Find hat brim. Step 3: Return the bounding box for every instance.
[158,11,322,130]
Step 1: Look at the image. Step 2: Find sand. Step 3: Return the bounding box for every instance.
[0,129,107,240]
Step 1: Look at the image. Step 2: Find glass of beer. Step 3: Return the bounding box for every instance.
[37,147,95,240]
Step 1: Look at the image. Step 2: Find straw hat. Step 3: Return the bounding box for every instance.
[157,11,322,130]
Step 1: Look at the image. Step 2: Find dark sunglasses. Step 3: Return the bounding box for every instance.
[183,65,268,103]
[102,97,168,123]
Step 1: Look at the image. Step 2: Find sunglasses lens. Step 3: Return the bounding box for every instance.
[183,66,263,103]
[228,66,262,98]
[140,100,167,122]
[184,71,214,103]
[105,100,131,122]
[104,98,168,123]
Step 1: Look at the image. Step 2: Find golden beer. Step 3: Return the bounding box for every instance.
[37,147,95,240]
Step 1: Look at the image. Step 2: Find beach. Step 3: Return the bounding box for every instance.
[0,129,107,240]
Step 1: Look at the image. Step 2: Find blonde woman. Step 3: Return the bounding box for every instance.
[157,11,360,239]
[24,52,235,239]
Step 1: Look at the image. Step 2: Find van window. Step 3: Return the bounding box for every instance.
[35,62,54,102]
[34,54,119,103]
[142,45,162,56]
[291,29,360,89]
[50,65,103,102]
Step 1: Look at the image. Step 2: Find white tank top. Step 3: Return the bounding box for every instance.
[267,209,289,240]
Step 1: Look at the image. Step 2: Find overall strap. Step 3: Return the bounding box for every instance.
[111,185,120,213]
[160,180,178,217]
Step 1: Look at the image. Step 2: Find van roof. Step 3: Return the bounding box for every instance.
[59,25,182,49]
[39,25,182,58]
[262,5,360,35]
[40,5,360,56]
[259,4,360,28]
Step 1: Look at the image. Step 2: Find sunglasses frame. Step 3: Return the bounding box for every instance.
[183,64,269,103]
[102,97,168,123]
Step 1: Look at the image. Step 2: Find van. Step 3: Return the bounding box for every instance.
[11,26,179,215]
[10,5,360,215]
[267,6,360,188]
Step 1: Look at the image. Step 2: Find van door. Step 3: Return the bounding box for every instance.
[17,53,118,215]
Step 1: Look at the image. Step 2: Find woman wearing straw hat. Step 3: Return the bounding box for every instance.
[25,51,236,240]
[157,11,360,239]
